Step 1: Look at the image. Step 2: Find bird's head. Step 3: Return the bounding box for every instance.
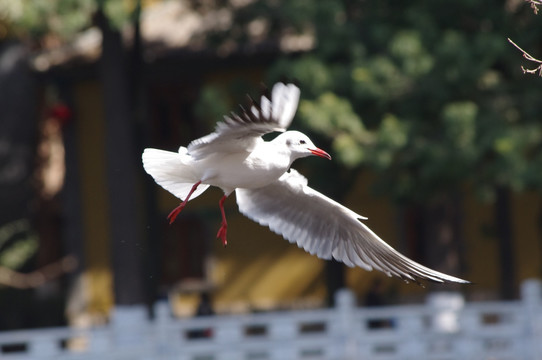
[275,131,332,161]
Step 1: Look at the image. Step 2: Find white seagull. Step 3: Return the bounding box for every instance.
[142,82,469,284]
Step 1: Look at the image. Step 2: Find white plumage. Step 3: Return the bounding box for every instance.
[142,82,469,284]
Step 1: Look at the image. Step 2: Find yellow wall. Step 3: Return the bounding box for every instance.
[463,189,498,293]
[513,191,542,281]
[74,81,114,315]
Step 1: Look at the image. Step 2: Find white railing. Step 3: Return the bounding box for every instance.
[1,279,541,360]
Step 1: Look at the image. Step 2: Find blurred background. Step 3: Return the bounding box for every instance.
[1,0,542,331]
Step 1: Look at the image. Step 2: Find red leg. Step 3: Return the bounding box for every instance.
[167,181,202,224]
[216,195,228,246]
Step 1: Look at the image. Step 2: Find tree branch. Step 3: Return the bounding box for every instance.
[527,0,542,14]
[0,255,78,289]
[507,38,542,76]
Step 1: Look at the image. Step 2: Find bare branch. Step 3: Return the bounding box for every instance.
[507,38,542,76]
[0,255,78,289]
[527,0,542,14]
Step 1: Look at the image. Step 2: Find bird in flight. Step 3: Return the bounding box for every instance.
[142,82,469,284]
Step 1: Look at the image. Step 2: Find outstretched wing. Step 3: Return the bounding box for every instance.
[187,82,301,160]
[235,169,470,284]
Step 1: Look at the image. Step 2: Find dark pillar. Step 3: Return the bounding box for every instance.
[96,9,145,306]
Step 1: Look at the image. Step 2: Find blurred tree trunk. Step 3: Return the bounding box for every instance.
[495,186,516,299]
[0,41,39,329]
[0,40,37,226]
[95,8,145,306]
[325,260,345,306]
[128,0,160,313]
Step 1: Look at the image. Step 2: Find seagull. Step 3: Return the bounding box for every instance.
[142,82,469,284]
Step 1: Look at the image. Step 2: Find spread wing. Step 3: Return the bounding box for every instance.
[187,82,301,160]
[235,169,470,284]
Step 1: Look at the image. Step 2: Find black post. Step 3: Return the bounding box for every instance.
[495,186,516,299]
[96,8,145,306]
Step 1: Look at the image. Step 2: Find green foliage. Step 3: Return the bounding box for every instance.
[0,219,38,270]
[0,0,135,41]
[194,85,231,132]
[442,101,477,150]
[298,92,372,167]
[389,30,435,77]
[269,57,334,97]
[264,0,542,203]
[0,0,95,39]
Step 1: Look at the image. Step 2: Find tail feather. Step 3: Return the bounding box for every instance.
[142,148,209,201]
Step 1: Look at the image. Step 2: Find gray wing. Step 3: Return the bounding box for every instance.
[187,82,301,160]
[236,169,470,284]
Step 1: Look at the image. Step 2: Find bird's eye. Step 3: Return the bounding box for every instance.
[299,140,306,145]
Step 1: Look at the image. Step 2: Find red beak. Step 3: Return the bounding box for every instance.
[309,147,332,160]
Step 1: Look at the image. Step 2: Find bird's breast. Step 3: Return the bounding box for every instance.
[203,150,290,191]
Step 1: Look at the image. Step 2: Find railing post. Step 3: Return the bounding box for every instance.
[269,315,298,360]
[214,317,244,360]
[89,327,110,353]
[334,288,358,360]
[155,299,171,323]
[29,335,59,358]
[521,279,542,360]
[457,308,480,357]
[426,292,464,333]
[401,307,426,357]
[154,300,172,357]
[110,305,150,355]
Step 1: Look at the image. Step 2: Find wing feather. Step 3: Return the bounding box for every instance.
[187,82,300,160]
[235,169,470,284]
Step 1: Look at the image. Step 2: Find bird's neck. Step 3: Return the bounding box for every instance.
[268,138,297,165]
